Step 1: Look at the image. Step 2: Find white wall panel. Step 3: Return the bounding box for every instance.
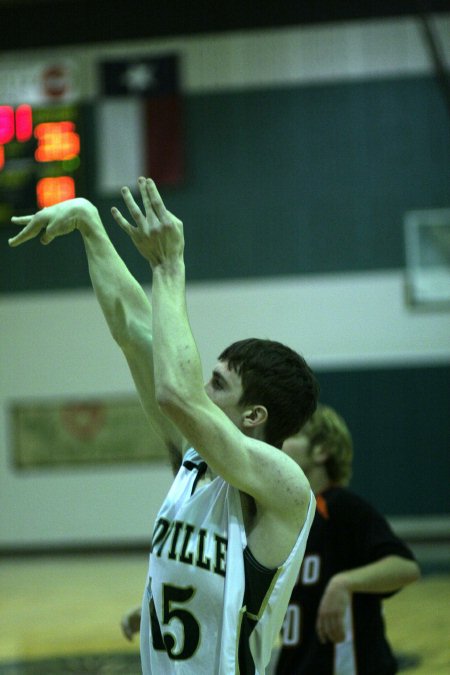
[1,15,449,101]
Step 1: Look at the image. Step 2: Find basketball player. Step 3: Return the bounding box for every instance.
[275,404,420,675]
[9,178,319,674]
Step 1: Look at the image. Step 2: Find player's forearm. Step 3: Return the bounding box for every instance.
[80,200,185,452]
[332,555,420,595]
[77,202,153,349]
[151,262,205,408]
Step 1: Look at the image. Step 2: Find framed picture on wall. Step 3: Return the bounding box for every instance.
[11,395,166,469]
[404,208,450,308]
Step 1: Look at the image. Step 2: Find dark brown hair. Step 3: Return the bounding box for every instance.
[219,338,319,448]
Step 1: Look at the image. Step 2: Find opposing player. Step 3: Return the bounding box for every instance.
[9,178,319,674]
[275,404,420,675]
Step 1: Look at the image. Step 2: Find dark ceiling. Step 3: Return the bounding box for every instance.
[3,0,450,51]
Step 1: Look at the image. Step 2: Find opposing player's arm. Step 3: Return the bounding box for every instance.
[326,554,420,596]
[316,555,420,643]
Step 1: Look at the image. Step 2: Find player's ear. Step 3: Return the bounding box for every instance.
[242,405,268,430]
[311,443,328,465]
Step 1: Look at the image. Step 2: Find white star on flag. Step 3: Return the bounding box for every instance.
[121,63,157,92]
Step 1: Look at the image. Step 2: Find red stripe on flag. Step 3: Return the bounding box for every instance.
[144,95,184,185]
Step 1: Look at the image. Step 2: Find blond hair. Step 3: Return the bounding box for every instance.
[302,404,353,485]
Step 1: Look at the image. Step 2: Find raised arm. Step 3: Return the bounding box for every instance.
[8,196,184,459]
[112,178,311,528]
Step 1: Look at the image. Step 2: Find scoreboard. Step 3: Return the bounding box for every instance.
[0,53,182,232]
[0,102,84,224]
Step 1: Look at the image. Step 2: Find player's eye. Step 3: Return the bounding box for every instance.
[212,375,223,390]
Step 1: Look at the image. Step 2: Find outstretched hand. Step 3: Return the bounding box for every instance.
[8,198,97,248]
[111,177,184,269]
[315,574,351,643]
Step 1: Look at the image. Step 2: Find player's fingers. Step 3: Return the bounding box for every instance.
[138,176,154,221]
[11,215,34,224]
[146,178,168,222]
[324,616,345,643]
[39,220,63,245]
[40,226,52,245]
[120,186,148,227]
[332,618,346,643]
[316,613,334,643]
[316,617,327,644]
[8,215,46,247]
[8,216,33,246]
[111,206,135,235]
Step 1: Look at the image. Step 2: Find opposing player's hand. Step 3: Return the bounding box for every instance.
[121,605,142,642]
[315,575,351,643]
[111,177,184,268]
[8,198,96,248]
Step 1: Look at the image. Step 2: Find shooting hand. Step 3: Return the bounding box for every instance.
[111,177,184,269]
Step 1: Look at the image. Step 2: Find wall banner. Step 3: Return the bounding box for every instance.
[11,396,166,469]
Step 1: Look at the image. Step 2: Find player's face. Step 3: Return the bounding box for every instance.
[282,432,314,474]
[204,360,245,429]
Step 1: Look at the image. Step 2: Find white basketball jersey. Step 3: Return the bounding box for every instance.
[140,448,315,674]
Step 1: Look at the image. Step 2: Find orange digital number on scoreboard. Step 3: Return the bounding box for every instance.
[36,176,75,208]
[0,104,82,212]
[34,121,80,162]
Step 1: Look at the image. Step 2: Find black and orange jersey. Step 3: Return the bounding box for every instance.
[275,486,416,675]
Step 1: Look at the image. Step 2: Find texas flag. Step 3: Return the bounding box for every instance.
[97,54,184,193]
